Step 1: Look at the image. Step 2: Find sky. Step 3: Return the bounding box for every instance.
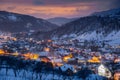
[0,0,120,19]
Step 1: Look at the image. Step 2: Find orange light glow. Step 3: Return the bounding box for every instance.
[114,72,120,80]
[114,58,120,63]
[41,57,50,63]
[44,47,50,52]
[52,62,63,67]
[12,52,19,56]
[22,53,39,60]
[0,49,6,55]
[47,40,52,43]
[12,37,17,41]
[88,56,101,63]
[63,54,73,62]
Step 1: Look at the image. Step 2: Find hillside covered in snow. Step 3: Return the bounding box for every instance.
[0,11,59,33]
[32,8,120,45]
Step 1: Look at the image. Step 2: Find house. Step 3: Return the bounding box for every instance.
[114,71,120,80]
[98,64,112,79]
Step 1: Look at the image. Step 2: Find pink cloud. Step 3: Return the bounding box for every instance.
[0,0,119,18]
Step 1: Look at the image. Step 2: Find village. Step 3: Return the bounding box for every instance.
[0,34,120,80]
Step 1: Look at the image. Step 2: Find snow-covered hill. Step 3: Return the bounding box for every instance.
[0,11,59,33]
[16,8,120,46]
[75,31,120,45]
[44,8,120,45]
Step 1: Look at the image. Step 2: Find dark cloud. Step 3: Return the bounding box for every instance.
[0,0,119,8]
[30,0,116,5]
[33,0,44,5]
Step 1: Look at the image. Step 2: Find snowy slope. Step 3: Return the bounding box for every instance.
[0,11,59,32]
[75,31,120,40]
[51,30,120,46]
[45,8,120,46]
[70,30,120,45]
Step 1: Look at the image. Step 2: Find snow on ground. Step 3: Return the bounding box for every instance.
[8,15,17,21]
[70,30,120,45]
[105,31,120,40]
[75,31,103,41]
[104,31,120,45]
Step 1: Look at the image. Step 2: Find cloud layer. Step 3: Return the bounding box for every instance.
[0,0,120,19]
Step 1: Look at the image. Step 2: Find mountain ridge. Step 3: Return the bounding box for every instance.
[0,11,59,33]
[32,8,120,45]
[47,17,78,26]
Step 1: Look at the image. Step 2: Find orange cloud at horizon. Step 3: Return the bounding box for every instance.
[0,3,97,19]
[0,0,119,19]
